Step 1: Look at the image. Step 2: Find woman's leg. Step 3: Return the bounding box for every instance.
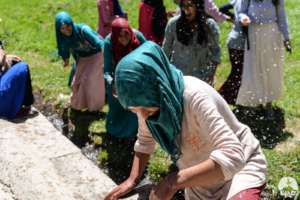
[265,102,274,119]
[219,48,244,105]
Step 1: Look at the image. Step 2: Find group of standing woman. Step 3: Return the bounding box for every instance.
[53,0,291,199]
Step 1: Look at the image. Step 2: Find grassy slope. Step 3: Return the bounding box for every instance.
[0,0,299,196]
[0,0,299,117]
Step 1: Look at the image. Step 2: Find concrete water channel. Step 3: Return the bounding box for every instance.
[0,109,137,200]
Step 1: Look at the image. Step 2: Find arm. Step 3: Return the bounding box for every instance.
[55,25,70,63]
[103,37,114,85]
[150,159,224,200]
[58,46,70,61]
[104,152,150,200]
[205,0,230,22]
[56,38,70,67]
[128,152,151,184]
[179,93,245,183]
[208,20,221,65]
[56,33,70,62]
[5,54,22,66]
[81,25,103,52]
[162,18,175,59]
[276,0,290,41]
[104,116,156,200]
[238,0,251,25]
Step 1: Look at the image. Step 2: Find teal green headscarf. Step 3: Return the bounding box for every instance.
[56,11,94,60]
[55,11,103,61]
[115,41,185,156]
[55,11,78,59]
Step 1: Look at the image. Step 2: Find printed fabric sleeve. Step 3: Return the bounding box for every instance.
[134,116,156,155]
[190,92,245,181]
[81,25,103,52]
[276,0,290,40]
[205,0,229,22]
[162,17,176,59]
[207,19,221,65]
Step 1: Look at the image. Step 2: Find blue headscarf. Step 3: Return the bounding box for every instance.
[55,11,87,60]
[55,12,76,58]
[115,41,185,157]
[55,11,103,60]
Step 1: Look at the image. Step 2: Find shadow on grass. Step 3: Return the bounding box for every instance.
[233,105,293,149]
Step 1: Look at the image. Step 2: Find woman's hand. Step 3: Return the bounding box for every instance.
[104,178,136,200]
[63,58,69,67]
[240,15,251,26]
[6,54,22,63]
[149,173,177,200]
[104,152,151,200]
[284,40,292,54]
[5,54,22,67]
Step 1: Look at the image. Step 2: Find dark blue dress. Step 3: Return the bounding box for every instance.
[0,62,33,119]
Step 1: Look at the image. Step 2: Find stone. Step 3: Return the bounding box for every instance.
[0,110,137,200]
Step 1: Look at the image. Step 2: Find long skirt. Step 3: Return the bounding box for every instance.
[105,83,138,138]
[71,52,105,111]
[0,62,34,119]
[236,23,284,106]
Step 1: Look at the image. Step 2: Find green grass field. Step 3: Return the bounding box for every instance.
[0,0,299,198]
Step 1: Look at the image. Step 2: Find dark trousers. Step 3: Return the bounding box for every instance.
[219,48,244,105]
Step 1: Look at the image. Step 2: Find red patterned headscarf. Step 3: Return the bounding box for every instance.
[111,18,140,63]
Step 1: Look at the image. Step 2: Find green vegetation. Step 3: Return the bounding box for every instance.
[1,0,299,198]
